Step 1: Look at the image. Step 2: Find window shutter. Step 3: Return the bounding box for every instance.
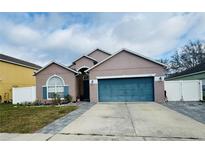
[43,87,47,99]
[64,86,69,97]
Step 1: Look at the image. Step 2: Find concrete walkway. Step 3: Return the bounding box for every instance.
[1,102,205,141]
[37,102,95,134]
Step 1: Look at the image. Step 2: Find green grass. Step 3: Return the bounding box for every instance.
[0,104,78,133]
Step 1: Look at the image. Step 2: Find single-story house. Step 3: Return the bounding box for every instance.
[34,49,166,103]
[0,53,41,102]
[166,61,205,99]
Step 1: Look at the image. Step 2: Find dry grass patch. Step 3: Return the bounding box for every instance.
[0,104,78,133]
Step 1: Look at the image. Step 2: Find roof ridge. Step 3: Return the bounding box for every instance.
[34,61,78,76]
[68,48,111,68]
[71,54,98,64]
[0,53,41,69]
[84,55,98,61]
[87,48,111,56]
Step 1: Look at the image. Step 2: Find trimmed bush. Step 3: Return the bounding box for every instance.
[64,94,73,103]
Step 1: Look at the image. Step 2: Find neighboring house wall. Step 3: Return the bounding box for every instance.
[36,63,77,101]
[89,51,165,103]
[88,49,110,62]
[70,57,96,70]
[167,72,205,81]
[0,61,36,102]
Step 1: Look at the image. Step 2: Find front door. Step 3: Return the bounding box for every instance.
[83,80,90,101]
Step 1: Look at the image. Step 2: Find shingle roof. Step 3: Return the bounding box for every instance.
[166,61,205,79]
[0,53,41,70]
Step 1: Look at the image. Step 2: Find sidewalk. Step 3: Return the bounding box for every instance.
[0,133,53,141]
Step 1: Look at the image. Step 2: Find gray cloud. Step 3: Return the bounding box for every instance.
[0,13,205,66]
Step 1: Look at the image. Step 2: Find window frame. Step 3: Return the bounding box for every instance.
[46,75,67,100]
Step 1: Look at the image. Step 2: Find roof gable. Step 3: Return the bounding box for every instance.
[68,49,111,68]
[68,55,97,69]
[34,61,78,76]
[72,55,97,64]
[86,49,166,72]
[87,49,111,62]
[87,48,111,57]
[0,53,41,70]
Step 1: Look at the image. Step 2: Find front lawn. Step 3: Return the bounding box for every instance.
[0,104,78,133]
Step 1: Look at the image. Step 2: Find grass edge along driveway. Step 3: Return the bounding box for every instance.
[0,104,78,133]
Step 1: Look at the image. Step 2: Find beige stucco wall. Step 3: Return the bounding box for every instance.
[88,50,110,62]
[89,51,165,103]
[70,57,95,71]
[36,63,77,101]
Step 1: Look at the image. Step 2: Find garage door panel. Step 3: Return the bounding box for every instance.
[98,77,154,102]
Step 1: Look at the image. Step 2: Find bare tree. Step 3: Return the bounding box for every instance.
[156,58,170,76]
[170,40,205,73]
[170,51,183,73]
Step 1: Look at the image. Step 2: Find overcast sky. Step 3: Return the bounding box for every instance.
[0,12,205,66]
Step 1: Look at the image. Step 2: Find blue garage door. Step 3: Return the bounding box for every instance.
[98,77,154,102]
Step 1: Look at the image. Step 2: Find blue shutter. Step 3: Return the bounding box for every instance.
[64,86,69,97]
[43,87,47,99]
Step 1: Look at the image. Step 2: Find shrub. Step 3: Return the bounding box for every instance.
[15,102,33,106]
[51,93,61,105]
[64,94,73,103]
[33,99,43,106]
[16,103,23,106]
[3,100,12,104]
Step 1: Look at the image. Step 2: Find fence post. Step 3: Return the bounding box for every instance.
[180,81,183,101]
[199,80,203,101]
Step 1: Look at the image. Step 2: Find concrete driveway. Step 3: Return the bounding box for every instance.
[50,102,205,141]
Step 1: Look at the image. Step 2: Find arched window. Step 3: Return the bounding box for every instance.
[47,75,65,99]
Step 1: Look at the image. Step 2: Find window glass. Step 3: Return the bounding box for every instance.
[47,76,65,99]
[48,77,64,86]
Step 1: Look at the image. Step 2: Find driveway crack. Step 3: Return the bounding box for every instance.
[125,103,138,137]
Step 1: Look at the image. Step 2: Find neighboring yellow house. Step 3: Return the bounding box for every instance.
[0,54,41,102]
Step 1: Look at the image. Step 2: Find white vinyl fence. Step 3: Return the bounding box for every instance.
[164,80,203,101]
[12,86,36,104]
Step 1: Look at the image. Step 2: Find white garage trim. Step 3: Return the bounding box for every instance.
[96,74,156,79]
[96,74,156,103]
